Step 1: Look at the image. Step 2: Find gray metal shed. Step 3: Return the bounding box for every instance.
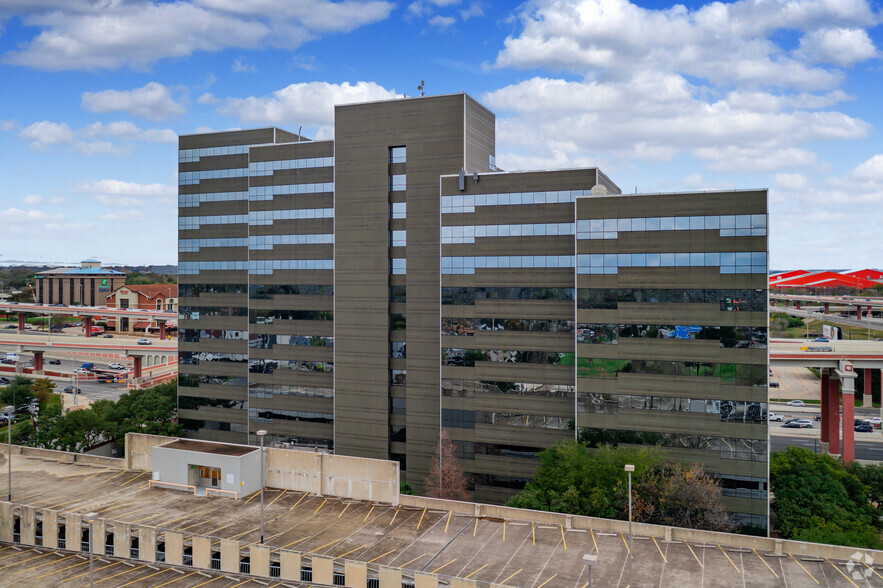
[151,439,261,498]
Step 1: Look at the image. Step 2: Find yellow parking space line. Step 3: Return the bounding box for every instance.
[281,535,312,550]
[465,563,488,579]
[119,471,149,487]
[537,574,557,588]
[207,521,238,535]
[43,498,82,510]
[117,567,170,587]
[0,551,53,570]
[363,505,375,521]
[227,579,254,588]
[0,548,35,562]
[444,511,452,533]
[827,558,860,588]
[290,492,308,511]
[243,490,262,504]
[34,558,89,578]
[653,537,667,564]
[789,554,819,584]
[864,561,883,581]
[499,568,521,585]
[719,545,741,573]
[11,552,78,574]
[153,569,200,587]
[531,523,535,545]
[229,526,259,540]
[417,508,426,530]
[431,559,456,574]
[389,505,401,525]
[400,553,426,568]
[127,512,164,525]
[97,503,130,515]
[685,543,703,568]
[191,576,224,588]
[502,521,506,542]
[81,468,111,482]
[309,539,341,554]
[64,561,122,582]
[338,502,351,519]
[337,545,368,559]
[473,518,478,537]
[560,525,567,550]
[368,549,395,563]
[590,529,599,554]
[314,498,327,515]
[102,470,129,484]
[752,549,779,579]
[621,533,629,554]
[181,519,211,531]
[267,489,287,507]
[92,563,148,584]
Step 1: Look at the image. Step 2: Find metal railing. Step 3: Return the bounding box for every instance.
[205,487,238,499]
[269,563,281,578]
[211,555,221,570]
[333,572,346,586]
[301,567,312,582]
[239,561,250,574]
[183,553,193,566]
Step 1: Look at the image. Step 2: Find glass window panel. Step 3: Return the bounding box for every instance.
[646,217,660,230]
[720,215,736,229]
[690,252,705,266]
[646,253,660,267]
[660,217,675,230]
[735,215,751,228]
[632,254,646,266]
[690,216,704,229]
[603,219,617,231]
[704,215,720,229]
[618,218,631,231]
[618,254,632,267]
[675,217,691,230]
[675,253,690,266]
[632,218,646,231]
[661,253,675,266]
[751,214,766,228]
[705,252,720,266]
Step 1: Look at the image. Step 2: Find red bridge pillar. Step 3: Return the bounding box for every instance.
[864,369,873,407]
[820,372,830,446]
[17,313,25,331]
[84,316,93,337]
[158,320,167,340]
[856,305,862,320]
[796,301,801,310]
[133,356,142,378]
[843,386,855,464]
[823,302,829,314]
[827,376,841,455]
[33,351,43,372]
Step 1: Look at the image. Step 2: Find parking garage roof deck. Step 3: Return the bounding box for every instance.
[2,453,881,587]
[159,439,258,456]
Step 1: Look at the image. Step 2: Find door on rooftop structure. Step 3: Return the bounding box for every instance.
[198,466,220,488]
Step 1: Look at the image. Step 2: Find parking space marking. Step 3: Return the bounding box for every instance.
[417,508,426,530]
[93,563,149,584]
[444,511,452,533]
[0,548,34,562]
[590,529,599,554]
[560,525,567,550]
[64,560,123,582]
[280,535,312,549]
[685,542,704,568]
[719,544,741,574]
[314,498,327,515]
[242,490,261,504]
[0,550,52,570]
[473,518,478,537]
[10,552,77,575]
[789,553,819,584]
[368,549,396,563]
[309,539,341,554]
[229,525,259,540]
[390,505,401,525]
[336,544,368,559]
[153,569,201,587]
[864,562,883,581]
[363,505,375,521]
[653,536,667,563]
[289,492,309,511]
[120,471,150,487]
[33,558,89,578]
[118,567,170,587]
[400,553,426,568]
[621,533,629,554]
[498,568,521,585]
[464,563,488,579]
[102,470,129,484]
[181,518,211,531]
[338,502,351,519]
[431,559,457,574]
[826,558,860,588]
[502,521,506,542]
[752,549,779,579]
[191,576,225,588]
[536,573,557,587]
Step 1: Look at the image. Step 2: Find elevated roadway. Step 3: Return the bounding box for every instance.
[0,302,176,339]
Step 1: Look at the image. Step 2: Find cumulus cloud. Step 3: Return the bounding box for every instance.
[0,208,58,224]
[796,28,878,67]
[493,0,878,90]
[22,194,44,205]
[232,58,257,73]
[216,81,398,133]
[17,118,176,155]
[1,120,17,131]
[851,154,883,181]
[429,15,456,29]
[2,0,394,71]
[99,209,148,222]
[81,82,185,120]
[19,121,75,151]
[76,179,176,198]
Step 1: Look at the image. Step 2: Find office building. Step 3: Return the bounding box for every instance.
[35,259,126,305]
[178,93,768,529]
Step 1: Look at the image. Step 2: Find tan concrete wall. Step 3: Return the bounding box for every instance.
[165,530,184,565]
[451,580,480,588]
[139,526,157,562]
[114,521,130,558]
[280,551,302,581]
[0,502,13,542]
[345,560,367,587]
[0,444,122,468]
[415,571,439,588]
[249,544,270,577]
[321,452,399,504]
[42,510,58,549]
[193,535,211,569]
[379,566,402,588]
[65,513,82,552]
[265,448,322,494]
[91,518,105,554]
[220,538,239,573]
[312,555,334,585]
[126,432,175,471]
[20,505,35,545]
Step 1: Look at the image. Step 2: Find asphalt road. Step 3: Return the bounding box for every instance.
[1,351,130,403]
[771,434,883,460]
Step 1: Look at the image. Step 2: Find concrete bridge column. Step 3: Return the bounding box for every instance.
[33,351,43,372]
[827,375,841,455]
[824,302,830,314]
[856,306,862,320]
[84,316,93,337]
[158,320,167,340]
[796,301,801,310]
[133,356,143,378]
[820,371,830,451]
[839,366,858,464]
[17,313,25,331]
[864,369,873,407]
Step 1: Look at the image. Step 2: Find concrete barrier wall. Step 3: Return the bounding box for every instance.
[0,444,123,468]
[20,505,35,545]
[43,510,58,549]
[125,432,173,471]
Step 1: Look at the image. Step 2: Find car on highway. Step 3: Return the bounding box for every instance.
[783,419,812,428]
[855,423,874,433]
[786,399,805,407]
[0,377,10,385]
[73,367,90,375]
[137,338,152,345]
[813,337,829,342]
[782,422,803,428]
[63,386,80,393]
[867,417,882,429]
[108,363,125,370]
[103,334,113,338]
[47,359,60,365]
[4,324,15,329]
[769,381,779,388]
[769,413,784,422]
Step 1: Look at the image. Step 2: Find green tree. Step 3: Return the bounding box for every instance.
[770,446,883,549]
[0,376,34,408]
[30,378,55,404]
[110,381,180,441]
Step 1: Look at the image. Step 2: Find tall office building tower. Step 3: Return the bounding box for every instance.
[178,93,768,531]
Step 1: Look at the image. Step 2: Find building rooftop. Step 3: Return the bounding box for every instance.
[159,438,258,456]
[1,447,878,587]
[36,267,125,276]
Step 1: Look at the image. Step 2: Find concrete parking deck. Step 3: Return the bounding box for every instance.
[1,452,882,587]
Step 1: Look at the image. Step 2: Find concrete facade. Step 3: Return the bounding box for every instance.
[35,259,126,306]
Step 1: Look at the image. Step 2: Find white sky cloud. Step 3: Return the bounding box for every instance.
[1,0,394,71]
[17,119,176,155]
[796,28,878,67]
[76,179,176,198]
[22,194,43,204]
[18,121,74,151]
[429,15,456,29]
[81,82,186,120]
[232,58,257,73]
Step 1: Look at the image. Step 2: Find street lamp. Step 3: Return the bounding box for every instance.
[84,512,98,588]
[4,405,13,502]
[582,553,598,588]
[256,430,267,544]
[624,464,635,588]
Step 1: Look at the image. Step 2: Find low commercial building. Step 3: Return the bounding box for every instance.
[105,284,178,335]
[34,259,125,306]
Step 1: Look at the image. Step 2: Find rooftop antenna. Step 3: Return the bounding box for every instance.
[418,80,425,97]
[298,126,302,142]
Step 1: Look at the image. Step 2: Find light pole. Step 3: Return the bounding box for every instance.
[84,512,97,588]
[4,405,13,501]
[582,553,598,588]
[257,429,266,543]
[624,464,635,588]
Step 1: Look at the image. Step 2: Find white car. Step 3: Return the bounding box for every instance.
[786,399,805,407]
[769,413,784,422]
[137,338,152,345]
[108,363,126,370]
[73,367,89,375]
[867,417,882,429]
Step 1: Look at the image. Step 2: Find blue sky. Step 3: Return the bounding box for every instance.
[1,0,881,269]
